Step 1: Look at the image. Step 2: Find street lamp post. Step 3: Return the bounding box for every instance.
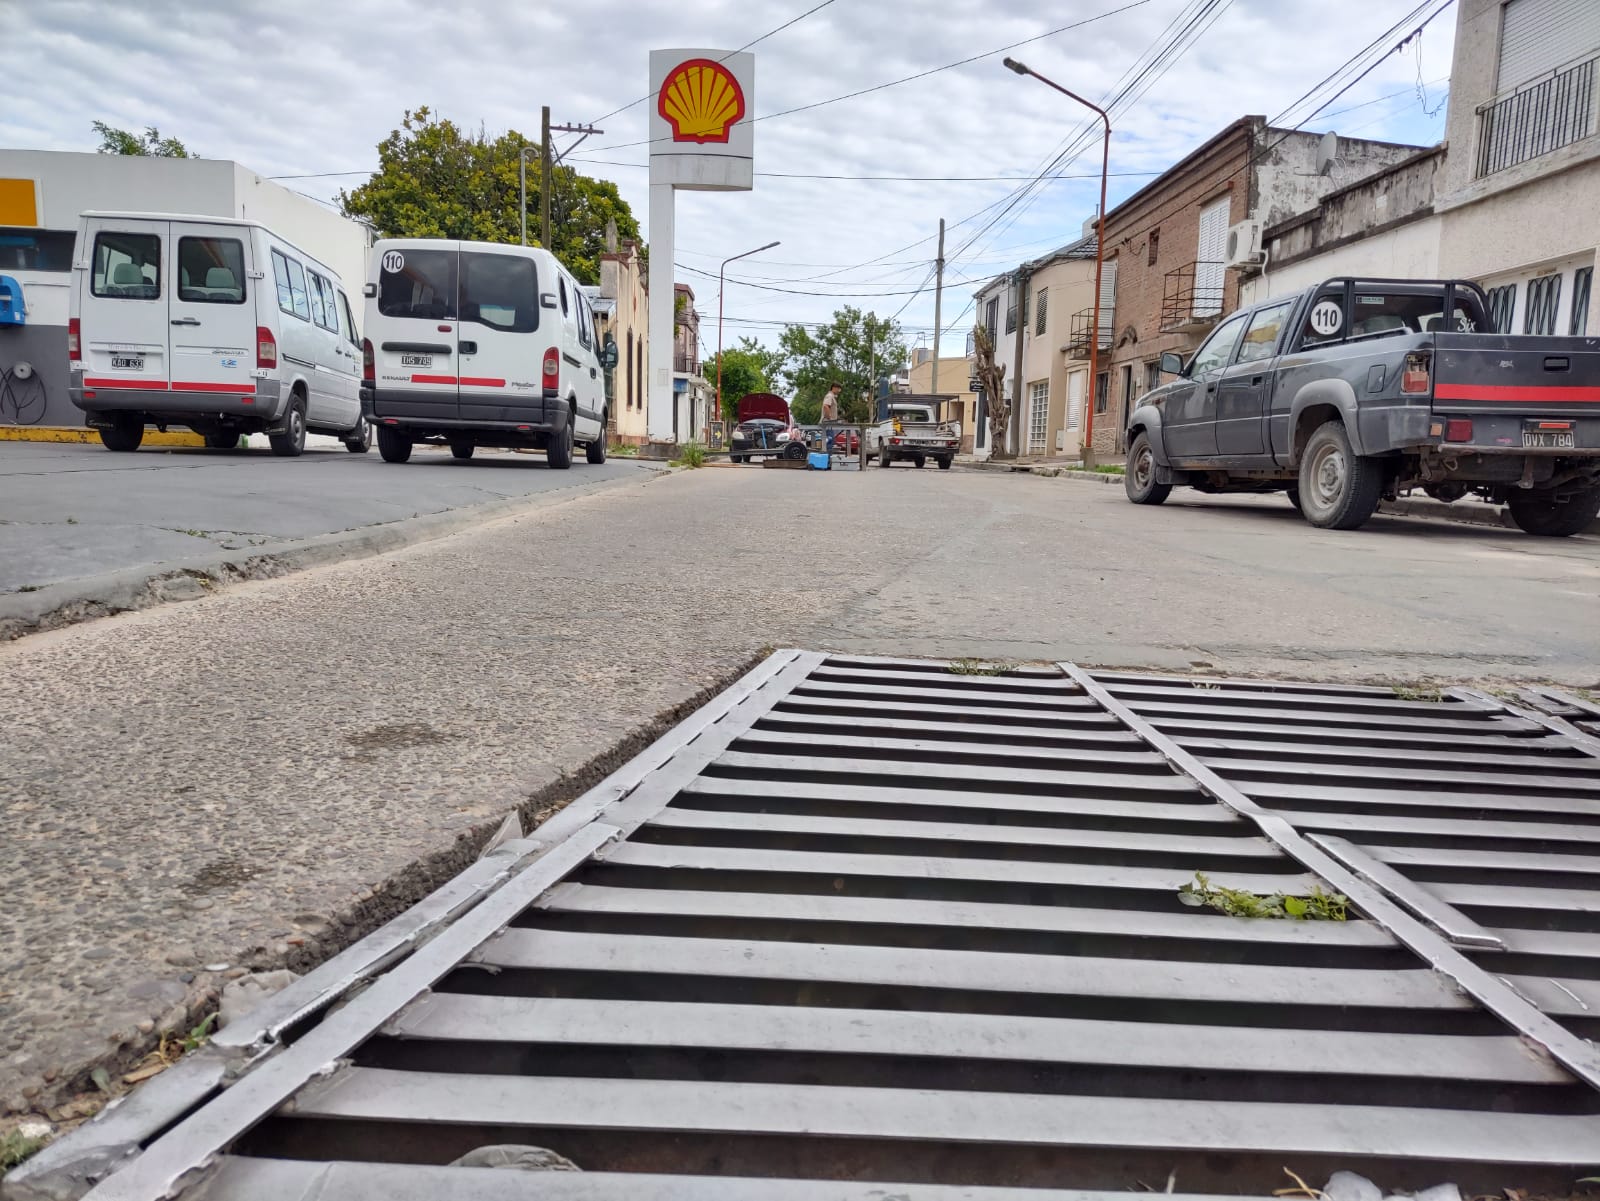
[1003,58,1110,462]
[715,240,780,440]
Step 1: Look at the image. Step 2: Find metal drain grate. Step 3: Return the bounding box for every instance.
[18,654,1600,1201]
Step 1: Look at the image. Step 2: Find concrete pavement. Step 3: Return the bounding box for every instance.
[1,464,1597,1116]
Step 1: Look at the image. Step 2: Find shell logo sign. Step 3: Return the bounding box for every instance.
[658,58,746,144]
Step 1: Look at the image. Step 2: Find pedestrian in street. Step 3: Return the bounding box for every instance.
[820,382,843,454]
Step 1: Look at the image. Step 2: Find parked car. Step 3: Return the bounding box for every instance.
[68,212,368,455]
[866,402,961,469]
[1124,277,1600,535]
[729,418,788,462]
[361,238,614,468]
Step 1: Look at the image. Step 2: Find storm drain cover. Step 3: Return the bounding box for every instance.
[16,653,1600,1201]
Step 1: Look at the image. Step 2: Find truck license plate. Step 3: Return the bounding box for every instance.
[111,355,144,371]
[1523,430,1575,448]
[400,353,432,368]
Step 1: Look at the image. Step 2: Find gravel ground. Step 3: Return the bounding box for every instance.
[2,464,1597,1114]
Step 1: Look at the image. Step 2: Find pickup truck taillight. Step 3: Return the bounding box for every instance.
[1401,352,1431,395]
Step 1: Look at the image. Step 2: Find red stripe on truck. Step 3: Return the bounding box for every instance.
[459,377,506,388]
[1434,383,1600,402]
[171,381,257,394]
[410,374,458,385]
[82,377,168,390]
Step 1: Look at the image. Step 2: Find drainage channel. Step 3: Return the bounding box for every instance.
[13,653,1600,1201]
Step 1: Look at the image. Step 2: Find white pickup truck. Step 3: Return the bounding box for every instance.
[867,401,961,470]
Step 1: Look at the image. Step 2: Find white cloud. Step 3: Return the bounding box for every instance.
[3,0,1455,356]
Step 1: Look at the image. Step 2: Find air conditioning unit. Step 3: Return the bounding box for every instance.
[1224,219,1265,268]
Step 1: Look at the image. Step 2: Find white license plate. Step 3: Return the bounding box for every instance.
[400,353,433,368]
[111,355,144,371]
[1523,430,1575,448]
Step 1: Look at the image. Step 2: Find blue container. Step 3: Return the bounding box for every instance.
[806,451,831,471]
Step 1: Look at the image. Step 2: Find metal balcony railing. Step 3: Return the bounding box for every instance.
[1476,55,1598,178]
[673,351,700,375]
[1066,308,1112,359]
[1161,260,1226,333]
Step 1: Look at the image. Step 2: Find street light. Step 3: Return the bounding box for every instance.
[1002,57,1110,461]
[714,240,780,439]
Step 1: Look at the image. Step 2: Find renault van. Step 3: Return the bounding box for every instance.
[68,212,369,455]
[361,239,615,467]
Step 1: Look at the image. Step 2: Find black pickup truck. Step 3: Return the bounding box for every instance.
[1123,278,1600,535]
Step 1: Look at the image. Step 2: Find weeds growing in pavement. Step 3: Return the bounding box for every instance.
[1092,464,1125,475]
[1179,872,1349,921]
[1,1129,45,1172]
[1392,684,1445,702]
[948,658,1017,677]
[671,442,707,468]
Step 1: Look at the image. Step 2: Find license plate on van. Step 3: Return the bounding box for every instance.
[111,355,144,371]
[400,353,433,368]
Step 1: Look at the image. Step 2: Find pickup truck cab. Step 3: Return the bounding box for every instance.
[867,401,961,469]
[1124,277,1600,535]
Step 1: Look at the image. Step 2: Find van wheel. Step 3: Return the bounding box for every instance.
[98,414,145,453]
[1125,433,1171,505]
[377,425,413,463]
[547,415,574,469]
[1297,421,1382,530]
[344,418,371,454]
[269,398,307,458]
[450,442,475,461]
[1507,485,1600,537]
[205,432,240,451]
[586,424,607,464]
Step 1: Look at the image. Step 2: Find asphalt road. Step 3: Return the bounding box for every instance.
[0,439,655,594]
[2,463,1597,1113]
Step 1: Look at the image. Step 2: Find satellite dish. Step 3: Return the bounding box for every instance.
[1317,131,1338,177]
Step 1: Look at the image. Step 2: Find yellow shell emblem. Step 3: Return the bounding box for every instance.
[658,58,746,145]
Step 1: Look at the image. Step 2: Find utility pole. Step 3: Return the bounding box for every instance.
[1011,266,1028,458]
[540,106,552,250]
[929,218,945,395]
[519,110,603,250]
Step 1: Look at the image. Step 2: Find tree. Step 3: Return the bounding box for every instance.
[93,122,190,157]
[972,321,1011,459]
[776,307,906,425]
[705,346,768,423]
[338,108,640,285]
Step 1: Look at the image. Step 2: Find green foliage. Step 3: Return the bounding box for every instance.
[671,441,708,468]
[338,107,641,285]
[1392,684,1444,702]
[706,340,776,422]
[1092,464,1125,475]
[93,121,190,157]
[1,1129,45,1172]
[948,658,1018,677]
[608,442,639,458]
[776,306,907,424]
[1178,872,1349,921]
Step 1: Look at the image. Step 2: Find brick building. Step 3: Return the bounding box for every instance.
[1087,118,1424,459]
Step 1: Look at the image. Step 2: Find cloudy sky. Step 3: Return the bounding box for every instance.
[4,0,1455,358]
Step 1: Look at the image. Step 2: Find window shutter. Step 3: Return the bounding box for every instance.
[1498,0,1600,91]
[1097,260,1117,343]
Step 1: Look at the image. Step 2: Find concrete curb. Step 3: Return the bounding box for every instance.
[0,467,670,641]
[0,425,204,447]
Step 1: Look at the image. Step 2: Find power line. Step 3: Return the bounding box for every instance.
[566,159,1166,184]
[676,260,986,298]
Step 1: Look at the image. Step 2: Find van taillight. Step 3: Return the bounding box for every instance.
[67,318,81,361]
[256,326,278,370]
[362,338,374,383]
[542,346,559,389]
[1401,352,1430,395]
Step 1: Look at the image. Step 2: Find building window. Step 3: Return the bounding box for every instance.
[1005,297,1017,334]
[1147,229,1160,267]
[1035,288,1048,336]
[1572,267,1594,336]
[1028,380,1049,453]
[984,297,998,340]
[625,332,634,408]
[1094,371,1108,415]
[1485,283,1517,333]
[1524,273,1562,335]
[1144,360,1161,394]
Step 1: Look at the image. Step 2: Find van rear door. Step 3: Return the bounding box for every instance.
[78,217,170,393]
[373,242,459,420]
[457,247,543,424]
[169,223,256,399]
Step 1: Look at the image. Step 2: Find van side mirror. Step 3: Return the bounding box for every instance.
[1159,351,1185,376]
[601,334,618,370]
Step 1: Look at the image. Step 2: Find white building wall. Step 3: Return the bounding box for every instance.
[230,164,369,298]
[1240,217,1442,307]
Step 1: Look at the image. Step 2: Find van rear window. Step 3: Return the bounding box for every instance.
[91,231,161,300]
[460,251,538,333]
[178,237,245,304]
[379,248,457,321]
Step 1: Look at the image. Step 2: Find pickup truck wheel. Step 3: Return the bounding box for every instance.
[1285,486,1302,513]
[879,448,891,468]
[1297,422,1382,530]
[912,455,926,468]
[1507,485,1600,537]
[450,442,474,461]
[937,456,953,470]
[1124,433,1171,505]
[376,425,413,463]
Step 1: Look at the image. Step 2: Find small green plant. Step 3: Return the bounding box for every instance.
[180,1012,219,1053]
[2,1128,46,1172]
[948,658,1017,677]
[1092,464,1125,475]
[1392,684,1444,702]
[1178,872,1348,921]
[15,584,39,593]
[608,442,639,458]
[670,441,708,468]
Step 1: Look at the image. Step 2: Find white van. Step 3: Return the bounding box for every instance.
[68,212,369,455]
[361,238,615,467]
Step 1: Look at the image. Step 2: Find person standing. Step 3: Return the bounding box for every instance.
[819,382,843,454]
